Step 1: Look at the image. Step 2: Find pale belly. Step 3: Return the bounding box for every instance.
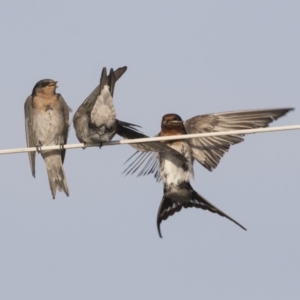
[33,109,64,146]
[90,88,116,127]
[160,141,194,186]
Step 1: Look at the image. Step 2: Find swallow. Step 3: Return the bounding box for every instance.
[25,79,71,199]
[124,108,294,237]
[73,67,188,160]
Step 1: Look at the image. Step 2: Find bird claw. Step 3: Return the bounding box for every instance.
[82,143,87,150]
[36,145,42,153]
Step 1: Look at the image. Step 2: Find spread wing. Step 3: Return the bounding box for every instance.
[57,94,72,163]
[184,108,294,171]
[118,121,184,155]
[157,184,246,238]
[123,151,161,181]
[120,125,186,181]
[24,96,36,177]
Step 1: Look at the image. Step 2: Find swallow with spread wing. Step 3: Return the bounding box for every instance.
[124,108,294,237]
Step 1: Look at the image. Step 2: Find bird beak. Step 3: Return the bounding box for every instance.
[162,119,183,128]
[48,81,58,87]
[168,120,183,125]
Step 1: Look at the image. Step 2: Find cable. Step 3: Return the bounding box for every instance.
[1,124,299,155]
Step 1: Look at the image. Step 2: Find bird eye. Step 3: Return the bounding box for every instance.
[41,82,49,87]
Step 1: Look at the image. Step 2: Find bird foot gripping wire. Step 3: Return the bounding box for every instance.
[36,143,42,154]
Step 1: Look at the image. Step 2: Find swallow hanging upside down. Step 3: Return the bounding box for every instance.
[73,66,188,161]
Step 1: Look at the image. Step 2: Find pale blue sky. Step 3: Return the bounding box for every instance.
[0,1,299,299]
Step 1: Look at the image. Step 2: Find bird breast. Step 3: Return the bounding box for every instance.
[32,106,64,145]
[160,141,194,186]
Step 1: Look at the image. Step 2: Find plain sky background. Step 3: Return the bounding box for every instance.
[0,1,299,299]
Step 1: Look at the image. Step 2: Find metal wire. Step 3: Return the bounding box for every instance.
[1,124,299,155]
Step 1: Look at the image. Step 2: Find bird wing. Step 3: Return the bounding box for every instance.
[57,94,72,163]
[184,108,294,171]
[24,96,36,177]
[120,125,186,181]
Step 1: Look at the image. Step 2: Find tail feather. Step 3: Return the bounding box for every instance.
[99,66,127,97]
[157,196,182,238]
[157,183,246,238]
[42,151,69,199]
[109,66,127,96]
[190,189,246,231]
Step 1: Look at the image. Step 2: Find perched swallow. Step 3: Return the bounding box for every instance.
[25,79,71,199]
[73,67,188,159]
[124,108,294,237]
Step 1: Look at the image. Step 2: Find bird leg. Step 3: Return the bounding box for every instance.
[36,141,42,154]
